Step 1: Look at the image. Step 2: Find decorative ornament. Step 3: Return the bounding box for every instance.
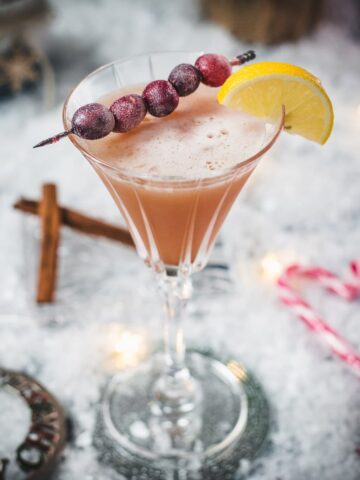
[0,368,67,479]
[278,261,360,374]
[0,39,41,96]
[0,0,53,100]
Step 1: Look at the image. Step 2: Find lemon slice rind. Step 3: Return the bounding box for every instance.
[217,62,334,145]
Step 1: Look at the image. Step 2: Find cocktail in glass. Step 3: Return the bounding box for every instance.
[63,52,284,477]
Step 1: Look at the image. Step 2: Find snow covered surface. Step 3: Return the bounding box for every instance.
[1,1,360,479]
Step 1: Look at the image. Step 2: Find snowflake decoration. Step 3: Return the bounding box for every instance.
[0,41,41,95]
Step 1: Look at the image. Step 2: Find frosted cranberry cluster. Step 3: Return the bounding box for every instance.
[34,51,255,148]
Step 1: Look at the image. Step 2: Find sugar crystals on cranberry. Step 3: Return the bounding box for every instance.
[110,94,147,133]
[195,53,232,87]
[142,80,179,117]
[168,63,201,97]
[72,103,115,140]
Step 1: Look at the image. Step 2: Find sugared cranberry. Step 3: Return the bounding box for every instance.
[195,54,232,87]
[168,63,201,97]
[110,94,147,133]
[142,80,179,117]
[34,51,258,149]
[72,103,115,140]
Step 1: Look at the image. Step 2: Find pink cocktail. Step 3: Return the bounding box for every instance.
[64,52,283,477]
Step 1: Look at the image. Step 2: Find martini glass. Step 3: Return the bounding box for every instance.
[63,52,284,477]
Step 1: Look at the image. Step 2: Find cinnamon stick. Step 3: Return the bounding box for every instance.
[37,184,60,303]
[14,198,134,248]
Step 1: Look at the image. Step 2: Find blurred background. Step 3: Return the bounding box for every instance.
[1,0,360,108]
[1,1,360,479]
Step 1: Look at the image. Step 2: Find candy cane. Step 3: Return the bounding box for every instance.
[277,261,360,372]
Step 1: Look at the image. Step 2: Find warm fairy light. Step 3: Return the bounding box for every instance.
[115,331,143,355]
[260,253,283,283]
[106,324,147,369]
[259,251,296,283]
[114,331,146,369]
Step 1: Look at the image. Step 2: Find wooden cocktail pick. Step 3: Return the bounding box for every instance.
[36,184,60,303]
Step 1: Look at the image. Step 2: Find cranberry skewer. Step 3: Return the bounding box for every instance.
[34,50,255,148]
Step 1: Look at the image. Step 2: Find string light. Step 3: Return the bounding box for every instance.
[259,250,296,284]
[114,331,145,366]
[105,324,147,369]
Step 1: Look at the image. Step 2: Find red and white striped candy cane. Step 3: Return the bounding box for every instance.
[277,261,360,372]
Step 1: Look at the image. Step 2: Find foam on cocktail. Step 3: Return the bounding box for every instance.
[82,85,266,179]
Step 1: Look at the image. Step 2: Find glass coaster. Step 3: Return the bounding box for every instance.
[94,348,269,480]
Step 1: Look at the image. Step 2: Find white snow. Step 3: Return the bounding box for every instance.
[1,1,360,478]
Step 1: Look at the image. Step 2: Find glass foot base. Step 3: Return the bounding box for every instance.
[95,351,269,479]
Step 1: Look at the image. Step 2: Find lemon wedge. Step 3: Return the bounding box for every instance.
[218,62,334,145]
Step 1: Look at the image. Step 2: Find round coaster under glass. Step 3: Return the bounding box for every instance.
[95,349,269,480]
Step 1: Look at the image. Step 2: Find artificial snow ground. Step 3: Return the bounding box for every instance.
[1,1,360,479]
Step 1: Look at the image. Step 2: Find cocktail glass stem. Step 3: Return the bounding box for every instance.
[160,272,190,374]
[150,271,202,450]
